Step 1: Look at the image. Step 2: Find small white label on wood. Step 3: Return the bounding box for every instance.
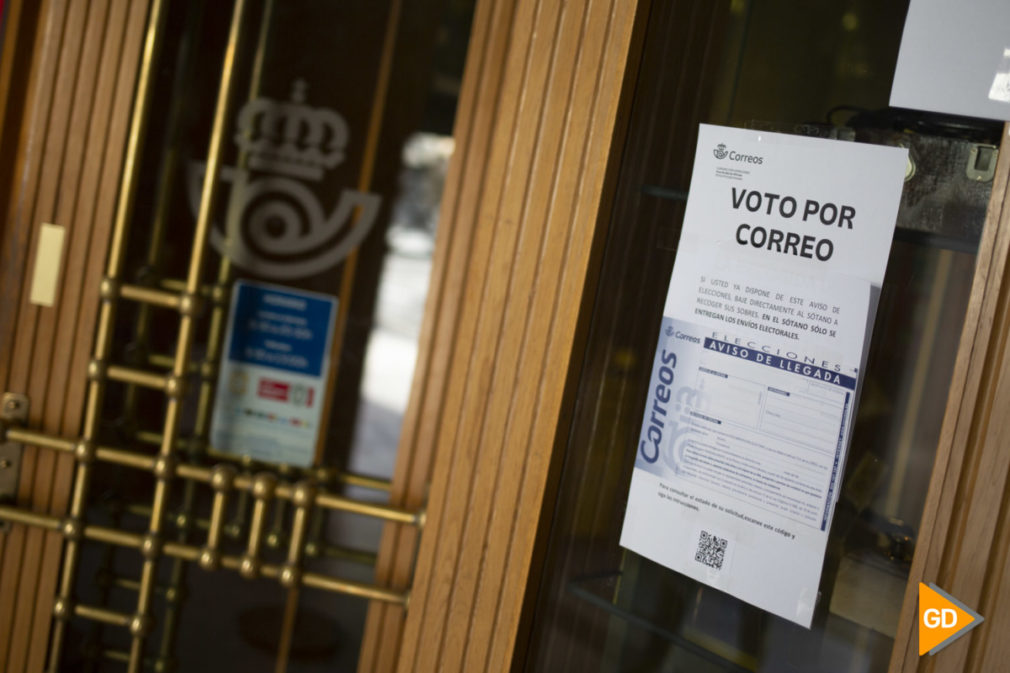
[29,223,66,307]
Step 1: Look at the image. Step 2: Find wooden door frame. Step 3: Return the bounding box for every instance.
[0,1,152,671]
[364,0,1010,671]
[887,125,1010,672]
[359,0,649,671]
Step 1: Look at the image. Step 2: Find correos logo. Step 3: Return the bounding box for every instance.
[713,142,763,165]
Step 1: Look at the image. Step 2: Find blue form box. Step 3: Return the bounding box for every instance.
[226,281,336,378]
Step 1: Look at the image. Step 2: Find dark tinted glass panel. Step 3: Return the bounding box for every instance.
[524,2,1000,672]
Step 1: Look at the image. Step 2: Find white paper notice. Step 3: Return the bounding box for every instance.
[891,0,1010,120]
[619,125,907,627]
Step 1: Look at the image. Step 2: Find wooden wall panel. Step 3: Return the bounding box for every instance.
[887,125,1010,673]
[360,0,645,671]
[0,1,150,670]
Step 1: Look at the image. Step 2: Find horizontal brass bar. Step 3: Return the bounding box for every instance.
[106,365,169,391]
[1,426,419,524]
[113,577,141,592]
[75,603,132,628]
[336,472,392,492]
[315,544,378,566]
[119,283,181,310]
[302,571,407,605]
[95,446,156,471]
[175,463,211,484]
[198,452,391,493]
[85,524,143,549]
[147,353,201,374]
[134,430,202,454]
[159,278,185,293]
[135,429,190,450]
[159,277,217,299]
[134,429,162,446]
[219,554,243,573]
[314,491,419,525]
[2,431,154,472]
[0,505,408,604]
[147,352,174,369]
[101,649,166,668]
[162,541,201,562]
[4,427,75,452]
[108,575,174,598]
[0,505,62,530]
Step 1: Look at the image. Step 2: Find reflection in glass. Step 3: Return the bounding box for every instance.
[524,2,1000,672]
[58,1,473,671]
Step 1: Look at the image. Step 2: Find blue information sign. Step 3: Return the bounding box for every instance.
[227,282,334,377]
[211,281,338,467]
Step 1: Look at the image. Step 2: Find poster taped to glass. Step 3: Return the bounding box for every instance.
[619,124,907,627]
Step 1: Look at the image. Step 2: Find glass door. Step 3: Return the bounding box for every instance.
[523,1,1001,671]
[0,0,474,671]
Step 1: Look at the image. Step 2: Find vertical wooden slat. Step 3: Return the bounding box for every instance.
[0,0,67,664]
[919,124,1010,673]
[5,1,95,665]
[970,474,1010,671]
[27,2,145,671]
[359,0,644,670]
[0,0,152,670]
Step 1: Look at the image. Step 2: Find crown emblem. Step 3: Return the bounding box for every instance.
[234,79,349,181]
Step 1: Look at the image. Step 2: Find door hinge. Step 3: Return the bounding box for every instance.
[0,393,29,531]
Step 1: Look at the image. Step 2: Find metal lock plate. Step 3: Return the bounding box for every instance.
[966,144,999,182]
[0,393,29,508]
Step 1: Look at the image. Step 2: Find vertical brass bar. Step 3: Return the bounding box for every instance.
[305,506,325,557]
[156,0,273,655]
[121,0,207,446]
[285,485,312,568]
[127,0,252,670]
[274,482,315,673]
[225,456,255,538]
[126,0,213,452]
[205,494,226,549]
[200,465,235,568]
[267,494,288,548]
[247,497,267,553]
[46,1,170,670]
[240,472,275,580]
[185,0,248,294]
[156,555,188,663]
[266,463,292,547]
[275,589,300,673]
[128,0,209,362]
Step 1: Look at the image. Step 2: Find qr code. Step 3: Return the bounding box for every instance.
[694,530,727,570]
